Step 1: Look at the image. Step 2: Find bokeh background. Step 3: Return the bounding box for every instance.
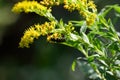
[0,0,120,80]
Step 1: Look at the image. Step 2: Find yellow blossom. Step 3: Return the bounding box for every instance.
[35,21,56,36]
[63,0,78,12]
[12,1,51,16]
[19,21,56,48]
[86,13,96,25]
[63,0,97,26]
[19,27,40,48]
[40,0,60,6]
[87,1,97,12]
[47,32,64,42]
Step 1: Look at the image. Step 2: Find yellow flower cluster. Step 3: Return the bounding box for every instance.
[19,21,56,48]
[35,21,56,36]
[47,32,64,42]
[19,27,40,48]
[87,1,97,11]
[86,13,96,26]
[46,21,75,42]
[63,0,79,12]
[40,0,60,6]
[63,0,97,26]
[12,1,50,16]
[65,22,74,33]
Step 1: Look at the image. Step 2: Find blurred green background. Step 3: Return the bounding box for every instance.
[0,0,120,80]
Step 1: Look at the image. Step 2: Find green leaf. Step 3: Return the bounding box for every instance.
[98,5,113,17]
[80,22,87,33]
[93,38,103,50]
[108,19,117,35]
[94,46,105,56]
[77,44,88,57]
[87,54,100,63]
[107,41,120,52]
[90,62,97,70]
[106,71,114,76]
[114,5,120,14]
[115,60,120,65]
[70,20,85,27]
[99,16,109,28]
[59,19,64,28]
[115,70,120,78]
[69,33,81,41]
[71,60,76,71]
[81,32,90,44]
[89,31,105,36]
[99,60,108,67]
[88,56,95,63]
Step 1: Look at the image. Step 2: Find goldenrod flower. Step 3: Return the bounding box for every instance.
[19,21,56,48]
[12,1,51,16]
[86,13,96,25]
[63,0,97,26]
[35,21,56,36]
[47,32,64,42]
[87,1,97,12]
[63,0,78,12]
[19,27,40,48]
[40,0,60,6]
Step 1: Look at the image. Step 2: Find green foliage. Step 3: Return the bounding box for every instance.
[71,60,76,71]
[12,0,120,80]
